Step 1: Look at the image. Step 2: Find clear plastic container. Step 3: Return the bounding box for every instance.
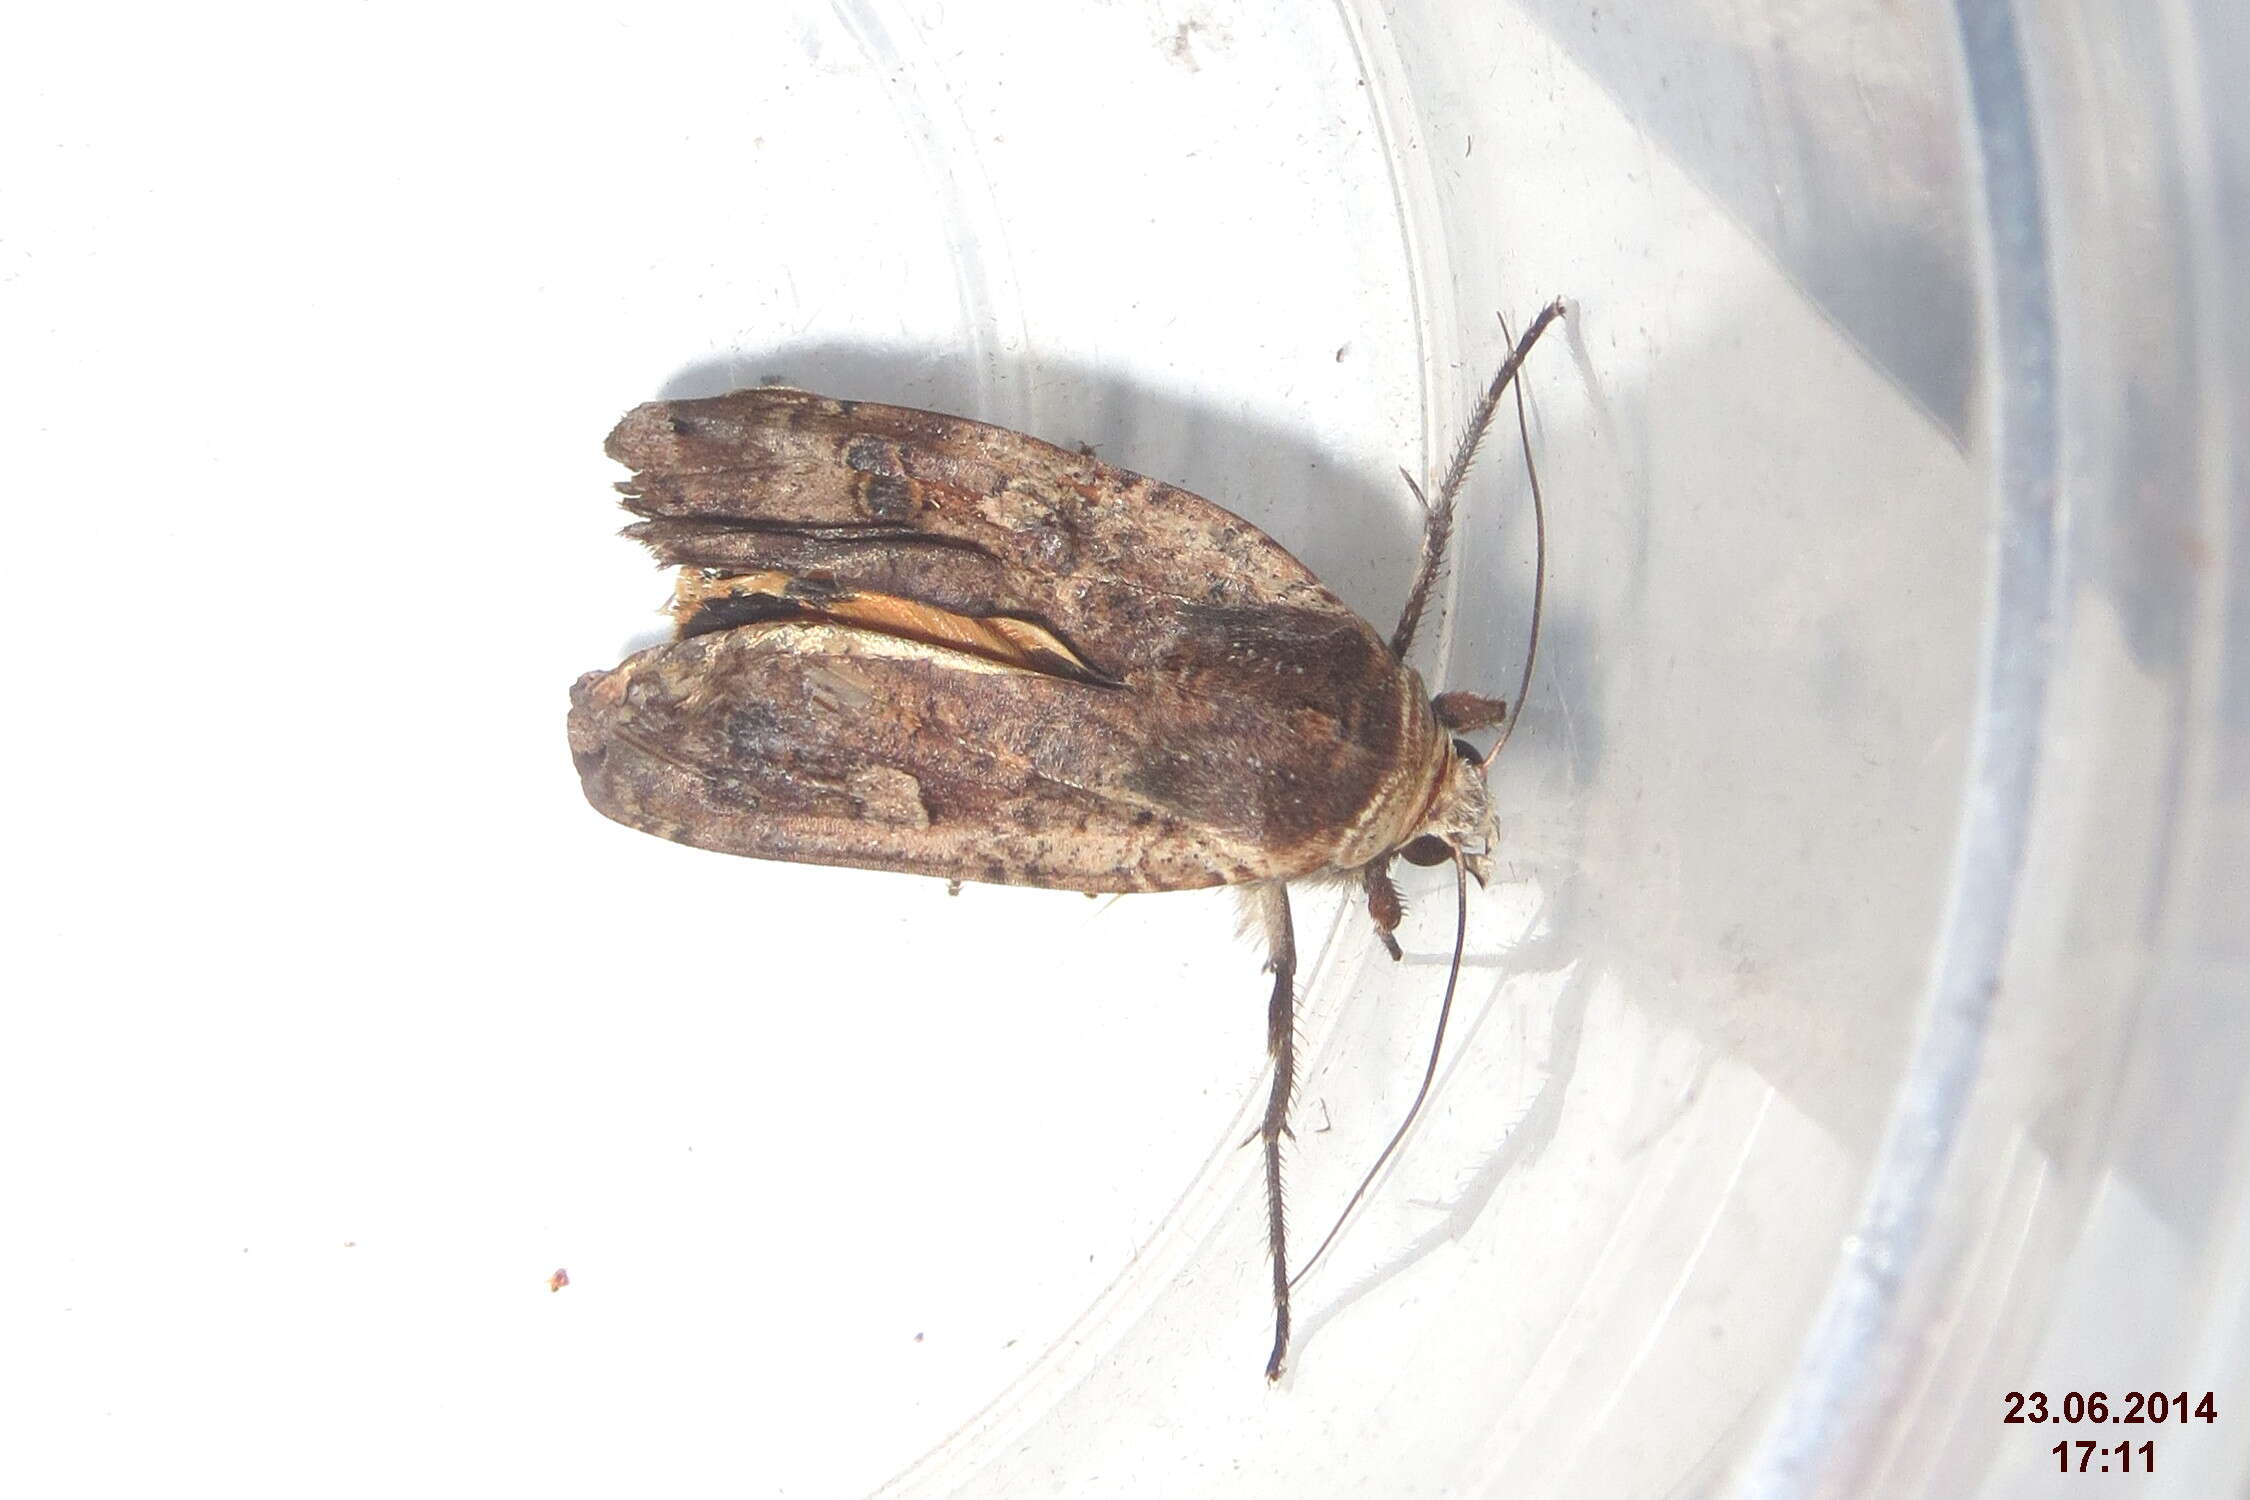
[775,4,2250,1496]
[8,3,2243,1498]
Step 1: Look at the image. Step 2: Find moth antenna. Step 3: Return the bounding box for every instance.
[1483,311,1549,770]
[1289,851,1470,1292]
[1251,882,1300,1382]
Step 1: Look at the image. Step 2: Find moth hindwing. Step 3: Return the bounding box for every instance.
[568,300,1565,1378]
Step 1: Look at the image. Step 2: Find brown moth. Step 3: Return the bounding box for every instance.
[568,300,1565,1380]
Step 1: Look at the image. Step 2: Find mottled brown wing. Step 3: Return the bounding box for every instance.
[579,389,1449,891]
[567,604,1442,894]
[605,387,1353,681]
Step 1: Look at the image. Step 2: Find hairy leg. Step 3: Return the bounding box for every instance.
[1247,880,1298,1380]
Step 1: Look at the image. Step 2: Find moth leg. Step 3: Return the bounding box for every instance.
[1388,299,1567,661]
[1433,690,1510,733]
[1361,860,1404,961]
[1249,880,1298,1381]
[1387,468,1451,662]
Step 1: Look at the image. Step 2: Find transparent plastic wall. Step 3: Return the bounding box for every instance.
[844,2,2250,1495]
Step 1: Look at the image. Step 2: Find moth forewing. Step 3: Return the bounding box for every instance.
[567,300,1565,1380]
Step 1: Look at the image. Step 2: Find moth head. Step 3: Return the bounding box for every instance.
[1400,736,1496,886]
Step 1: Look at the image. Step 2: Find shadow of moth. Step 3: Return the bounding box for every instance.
[568,300,1565,1379]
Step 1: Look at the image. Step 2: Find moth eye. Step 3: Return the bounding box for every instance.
[1401,835,1453,867]
[1453,737,1481,762]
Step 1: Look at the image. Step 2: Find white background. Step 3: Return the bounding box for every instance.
[4,5,1450,1495]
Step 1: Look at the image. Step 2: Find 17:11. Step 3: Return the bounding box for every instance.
[2055,1440,2155,1472]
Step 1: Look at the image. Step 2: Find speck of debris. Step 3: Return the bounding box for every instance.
[1166,18,1212,71]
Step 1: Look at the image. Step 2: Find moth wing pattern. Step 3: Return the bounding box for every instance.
[575,617,1333,891]
[606,387,1354,659]
[572,390,1452,892]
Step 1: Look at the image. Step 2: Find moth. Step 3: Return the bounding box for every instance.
[568,300,1564,1379]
